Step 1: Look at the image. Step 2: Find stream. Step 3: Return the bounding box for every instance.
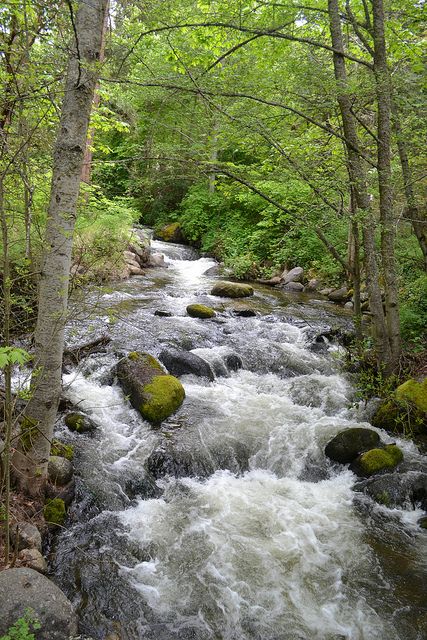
[51,239,427,640]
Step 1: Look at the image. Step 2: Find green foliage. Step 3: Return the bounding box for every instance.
[399,274,427,347]
[0,609,41,640]
[0,348,30,369]
[43,498,66,526]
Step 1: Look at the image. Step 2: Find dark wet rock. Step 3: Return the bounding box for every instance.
[419,516,427,529]
[232,308,257,317]
[48,456,73,485]
[211,281,254,298]
[351,444,404,477]
[354,471,427,510]
[283,281,304,292]
[155,222,184,243]
[46,479,75,507]
[10,522,42,552]
[64,412,97,433]
[282,267,304,284]
[186,303,216,319]
[159,348,214,381]
[0,567,78,639]
[154,309,173,317]
[325,428,381,464]
[203,265,220,276]
[117,352,185,425]
[223,353,243,372]
[328,287,351,303]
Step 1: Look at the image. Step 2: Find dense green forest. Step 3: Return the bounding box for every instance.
[0,1,426,632]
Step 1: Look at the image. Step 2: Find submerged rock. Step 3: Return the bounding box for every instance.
[325,427,381,464]
[351,444,404,477]
[355,471,427,510]
[117,352,185,425]
[232,307,257,317]
[211,281,254,298]
[186,303,216,319]
[64,412,96,433]
[0,567,78,639]
[154,309,173,317]
[159,348,214,380]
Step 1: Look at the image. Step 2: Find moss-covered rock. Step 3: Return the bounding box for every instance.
[155,222,184,243]
[48,456,73,485]
[325,427,381,464]
[51,440,74,461]
[43,498,66,526]
[352,444,403,477]
[418,516,427,529]
[186,304,216,319]
[64,412,96,433]
[117,352,185,426]
[211,281,254,298]
[396,378,427,412]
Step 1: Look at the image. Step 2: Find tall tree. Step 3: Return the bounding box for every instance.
[14,0,110,496]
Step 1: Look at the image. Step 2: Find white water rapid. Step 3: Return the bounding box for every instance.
[53,240,427,640]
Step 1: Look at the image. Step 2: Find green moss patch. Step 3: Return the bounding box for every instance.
[51,440,74,461]
[211,281,254,298]
[186,304,216,319]
[396,378,427,413]
[140,375,185,425]
[43,498,66,526]
[355,444,403,477]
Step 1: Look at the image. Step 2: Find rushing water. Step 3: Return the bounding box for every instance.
[52,240,427,640]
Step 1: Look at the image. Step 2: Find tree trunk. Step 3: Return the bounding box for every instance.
[327,0,391,366]
[14,0,109,497]
[372,0,401,369]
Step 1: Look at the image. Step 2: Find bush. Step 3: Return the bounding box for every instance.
[399,273,427,347]
[0,609,41,640]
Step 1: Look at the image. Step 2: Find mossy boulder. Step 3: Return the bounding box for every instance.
[351,444,403,477]
[117,352,185,425]
[372,378,426,436]
[186,304,216,319]
[211,281,254,298]
[48,456,73,485]
[396,378,427,412]
[51,440,74,461]
[325,427,381,464]
[155,222,184,243]
[64,412,96,433]
[43,498,66,526]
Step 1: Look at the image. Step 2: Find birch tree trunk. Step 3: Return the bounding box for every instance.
[14,0,109,497]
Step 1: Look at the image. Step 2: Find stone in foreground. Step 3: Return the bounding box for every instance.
[117,352,185,425]
[351,444,403,477]
[0,567,78,639]
[211,281,254,298]
[186,303,216,319]
[325,427,381,464]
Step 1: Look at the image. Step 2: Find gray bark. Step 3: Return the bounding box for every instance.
[327,0,391,366]
[14,0,109,496]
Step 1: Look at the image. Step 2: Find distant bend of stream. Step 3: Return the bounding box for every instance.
[52,239,426,640]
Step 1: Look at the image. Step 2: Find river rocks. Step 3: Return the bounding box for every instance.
[355,471,427,510]
[64,411,96,433]
[232,307,257,317]
[186,303,216,319]
[154,309,173,317]
[0,567,78,639]
[117,352,185,425]
[281,266,304,284]
[257,276,282,286]
[328,287,351,303]
[148,252,168,268]
[203,264,220,276]
[48,456,73,485]
[305,278,320,292]
[211,281,254,298]
[396,378,427,412]
[372,378,427,436]
[325,428,381,464]
[351,444,404,477]
[10,522,42,553]
[283,281,304,292]
[159,348,214,381]
[155,222,184,243]
[18,548,47,574]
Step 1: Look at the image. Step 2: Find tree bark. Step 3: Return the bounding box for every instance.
[14,0,109,496]
[372,0,401,368]
[327,0,391,367]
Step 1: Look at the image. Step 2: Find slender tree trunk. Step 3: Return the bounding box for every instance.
[327,0,391,366]
[372,0,401,368]
[391,100,427,271]
[14,0,109,497]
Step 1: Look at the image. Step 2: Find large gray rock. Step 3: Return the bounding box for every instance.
[283,281,304,292]
[10,522,42,553]
[148,252,168,268]
[328,287,350,303]
[159,349,214,381]
[0,568,77,639]
[211,281,254,298]
[325,428,381,464]
[48,456,73,485]
[282,266,304,284]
